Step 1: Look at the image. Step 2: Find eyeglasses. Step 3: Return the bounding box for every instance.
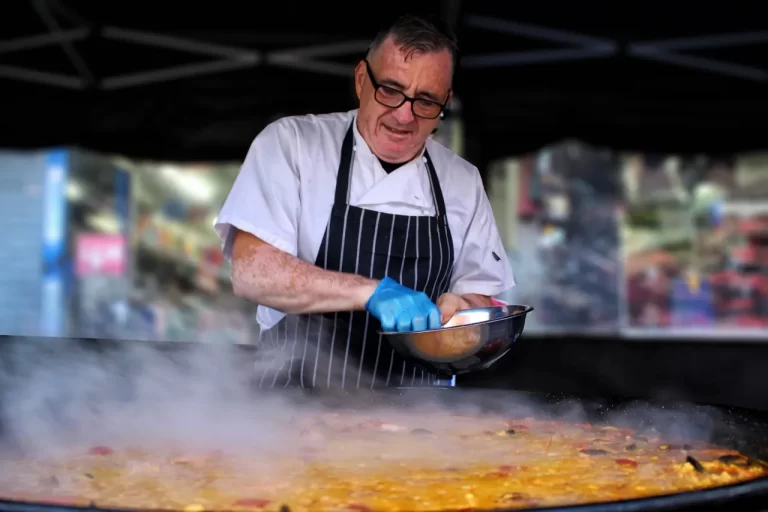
[364,59,448,120]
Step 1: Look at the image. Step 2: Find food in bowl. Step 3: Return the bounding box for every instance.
[410,313,482,359]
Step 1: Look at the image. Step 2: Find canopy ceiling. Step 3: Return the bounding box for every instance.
[2,0,768,167]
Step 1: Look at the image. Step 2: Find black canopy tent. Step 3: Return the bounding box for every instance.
[2,0,768,169]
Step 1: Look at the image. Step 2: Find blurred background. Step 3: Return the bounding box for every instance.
[2,1,768,349]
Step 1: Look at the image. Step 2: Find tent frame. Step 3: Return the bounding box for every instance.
[1,1,767,91]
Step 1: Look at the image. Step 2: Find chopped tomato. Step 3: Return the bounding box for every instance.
[88,446,113,456]
[616,459,638,467]
[347,505,372,512]
[499,465,527,471]
[233,498,271,508]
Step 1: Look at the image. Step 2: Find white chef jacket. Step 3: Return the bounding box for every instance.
[215,109,515,330]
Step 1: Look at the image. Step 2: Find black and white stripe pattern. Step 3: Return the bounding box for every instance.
[256,123,454,389]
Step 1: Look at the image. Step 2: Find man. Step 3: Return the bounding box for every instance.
[214,15,515,389]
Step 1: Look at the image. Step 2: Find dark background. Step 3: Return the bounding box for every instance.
[4,1,768,173]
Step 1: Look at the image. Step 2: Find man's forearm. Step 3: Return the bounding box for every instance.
[231,230,378,314]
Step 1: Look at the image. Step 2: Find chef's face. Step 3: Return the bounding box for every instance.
[355,37,452,163]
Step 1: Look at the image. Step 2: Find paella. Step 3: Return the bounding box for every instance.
[0,408,765,512]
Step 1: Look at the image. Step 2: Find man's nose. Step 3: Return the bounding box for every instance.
[392,102,415,124]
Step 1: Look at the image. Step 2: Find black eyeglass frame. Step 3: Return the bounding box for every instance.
[363,59,450,120]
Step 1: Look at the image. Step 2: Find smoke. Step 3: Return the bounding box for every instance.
[0,336,737,472]
[251,337,357,390]
[602,400,727,444]
[0,337,306,458]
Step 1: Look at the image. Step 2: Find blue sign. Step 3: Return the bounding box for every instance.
[40,149,69,337]
[114,167,131,233]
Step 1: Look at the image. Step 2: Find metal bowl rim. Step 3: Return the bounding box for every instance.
[378,304,534,336]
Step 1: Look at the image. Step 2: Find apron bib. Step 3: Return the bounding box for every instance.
[257,123,455,389]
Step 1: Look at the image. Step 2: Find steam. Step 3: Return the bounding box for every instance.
[0,336,736,470]
[0,338,303,458]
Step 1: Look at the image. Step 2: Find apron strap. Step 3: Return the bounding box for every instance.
[333,122,449,218]
[333,124,355,205]
[423,150,448,217]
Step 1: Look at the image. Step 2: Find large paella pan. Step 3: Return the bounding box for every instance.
[0,384,766,512]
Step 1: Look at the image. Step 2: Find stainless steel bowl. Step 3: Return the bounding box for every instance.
[380,304,533,376]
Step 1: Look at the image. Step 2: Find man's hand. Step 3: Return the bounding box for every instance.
[366,278,441,332]
[436,293,472,324]
[436,293,495,324]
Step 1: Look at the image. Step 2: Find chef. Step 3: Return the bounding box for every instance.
[214,15,515,389]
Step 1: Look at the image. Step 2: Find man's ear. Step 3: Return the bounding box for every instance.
[354,61,366,100]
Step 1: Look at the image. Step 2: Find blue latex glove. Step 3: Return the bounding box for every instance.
[365,277,441,332]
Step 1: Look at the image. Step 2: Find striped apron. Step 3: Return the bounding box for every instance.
[256,123,455,389]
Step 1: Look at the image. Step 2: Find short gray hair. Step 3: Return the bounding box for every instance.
[367,14,459,73]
